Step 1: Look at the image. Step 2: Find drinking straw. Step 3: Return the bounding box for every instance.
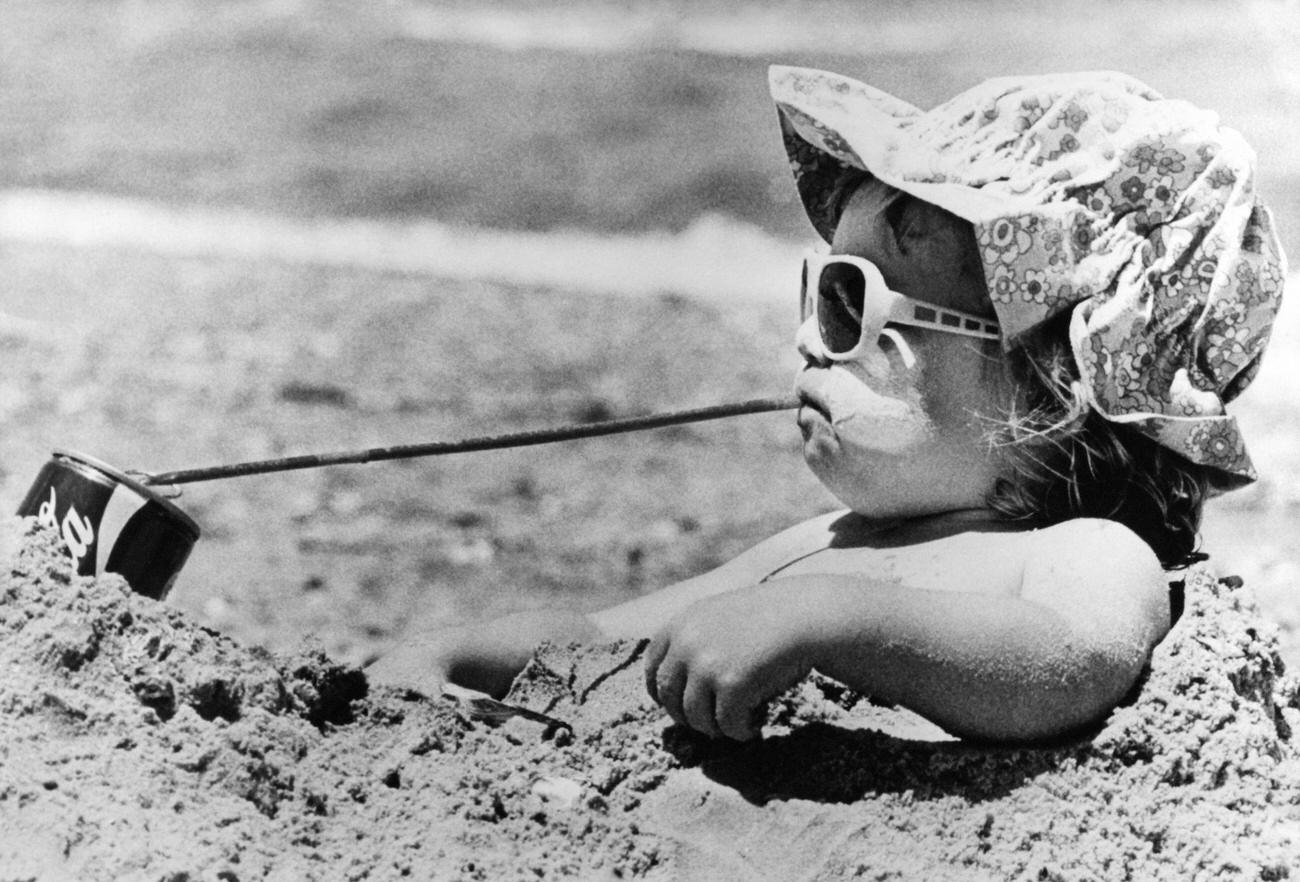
[141,395,801,486]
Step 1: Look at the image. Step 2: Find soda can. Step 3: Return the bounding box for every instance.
[16,449,201,600]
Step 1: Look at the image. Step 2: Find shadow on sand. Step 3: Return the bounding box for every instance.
[660,719,1089,807]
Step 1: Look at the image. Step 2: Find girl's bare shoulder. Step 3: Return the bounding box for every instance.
[1018,517,1169,639]
[713,509,853,584]
[725,512,1165,609]
[723,509,1032,594]
[1020,517,1160,562]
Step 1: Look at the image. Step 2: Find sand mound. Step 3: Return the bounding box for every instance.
[2,517,1298,881]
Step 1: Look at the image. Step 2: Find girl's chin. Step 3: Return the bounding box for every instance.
[806,463,883,518]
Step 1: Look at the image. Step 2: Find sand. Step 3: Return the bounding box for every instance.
[2,516,1298,881]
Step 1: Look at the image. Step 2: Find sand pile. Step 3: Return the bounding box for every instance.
[2,517,1298,881]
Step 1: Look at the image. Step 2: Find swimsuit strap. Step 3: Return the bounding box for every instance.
[758,508,1003,583]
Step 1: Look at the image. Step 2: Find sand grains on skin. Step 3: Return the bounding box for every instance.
[1,517,1298,880]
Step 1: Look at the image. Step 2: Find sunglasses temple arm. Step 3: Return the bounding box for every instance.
[885,297,919,326]
[886,296,1000,341]
[878,328,917,369]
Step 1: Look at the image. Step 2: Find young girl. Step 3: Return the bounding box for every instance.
[369,66,1284,744]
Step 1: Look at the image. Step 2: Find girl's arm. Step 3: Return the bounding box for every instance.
[367,511,849,697]
[646,518,1169,742]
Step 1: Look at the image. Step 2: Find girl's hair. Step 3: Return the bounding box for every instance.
[834,169,1210,569]
[986,314,1210,570]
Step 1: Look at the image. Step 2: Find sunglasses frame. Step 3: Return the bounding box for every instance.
[801,250,1001,362]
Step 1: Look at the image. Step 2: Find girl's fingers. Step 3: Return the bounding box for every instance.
[682,678,722,739]
[653,655,688,726]
[716,687,761,742]
[644,634,670,704]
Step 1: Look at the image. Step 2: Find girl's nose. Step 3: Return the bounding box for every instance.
[796,314,915,378]
[795,316,833,366]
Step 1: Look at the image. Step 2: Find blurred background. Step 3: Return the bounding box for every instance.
[3,0,1298,669]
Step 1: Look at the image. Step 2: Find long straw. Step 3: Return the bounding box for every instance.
[141,395,801,486]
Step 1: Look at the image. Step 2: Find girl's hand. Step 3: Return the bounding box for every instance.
[644,587,814,741]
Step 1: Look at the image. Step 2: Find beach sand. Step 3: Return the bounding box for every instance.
[3,517,1296,881]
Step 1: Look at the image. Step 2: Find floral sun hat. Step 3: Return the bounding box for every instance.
[770,65,1286,489]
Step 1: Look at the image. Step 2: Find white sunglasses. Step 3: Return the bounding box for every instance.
[800,250,1000,362]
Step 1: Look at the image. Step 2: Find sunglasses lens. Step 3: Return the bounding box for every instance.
[816,262,867,355]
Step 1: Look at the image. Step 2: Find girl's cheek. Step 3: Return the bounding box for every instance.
[921,342,1010,435]
[820,363,933,453]
[795,318,936,453]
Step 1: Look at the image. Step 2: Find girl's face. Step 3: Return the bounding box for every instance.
[795,184,1011,519]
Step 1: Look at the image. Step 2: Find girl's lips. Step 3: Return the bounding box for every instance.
[793,367,828,439]
[797,391,831,422]
[795,369,834,422]
[796,389,834,439]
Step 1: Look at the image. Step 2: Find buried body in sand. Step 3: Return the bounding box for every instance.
[1,524,1298,878]
[4,68,1300,879]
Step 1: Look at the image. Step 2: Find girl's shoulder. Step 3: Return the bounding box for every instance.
[1020,517,1160,564]
[1017,517,1169,638]
[721,508,1030,593]
[712,509,854,585]
[723,512,1164,603]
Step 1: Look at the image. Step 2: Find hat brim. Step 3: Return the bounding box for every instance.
[770,65,1037,240]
